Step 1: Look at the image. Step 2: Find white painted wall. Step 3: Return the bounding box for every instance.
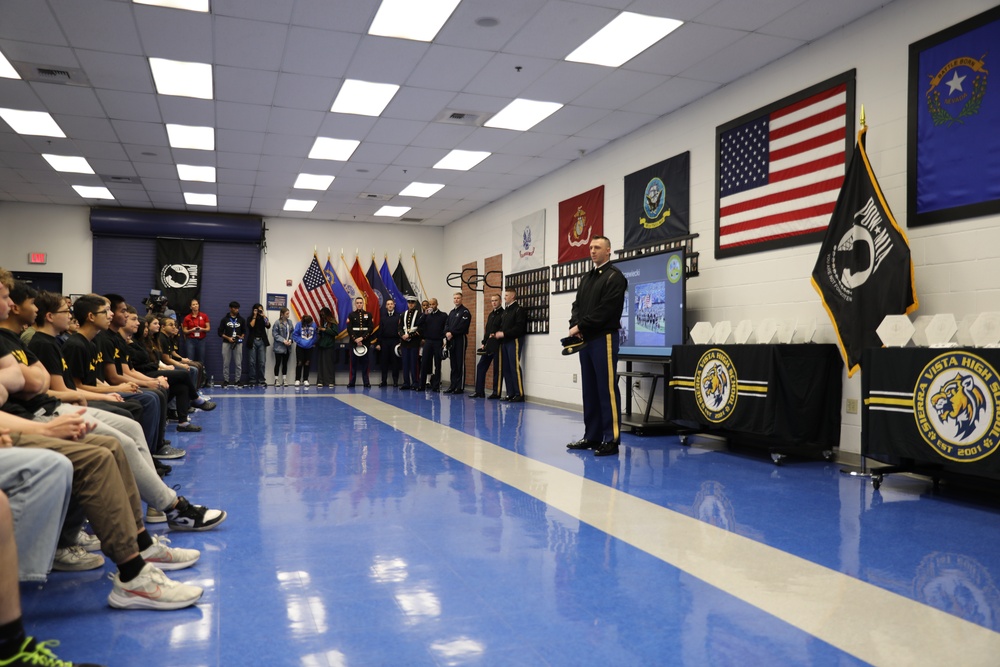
[0,203,92,290]
[443,0,1000,454]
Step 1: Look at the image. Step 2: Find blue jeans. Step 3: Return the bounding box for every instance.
[0,445,73,582]
[186,336,206,364]
[249,338,268,384]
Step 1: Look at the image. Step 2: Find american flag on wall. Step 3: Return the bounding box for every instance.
[715,71,855,259]
[291,254,337,322]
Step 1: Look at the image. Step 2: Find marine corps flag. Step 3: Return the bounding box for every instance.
[558,185,604,263]
[811,125,918,377]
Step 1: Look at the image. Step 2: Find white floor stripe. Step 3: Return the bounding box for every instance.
[339,393,1000,667]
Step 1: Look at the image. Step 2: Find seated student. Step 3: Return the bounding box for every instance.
[97,294,170,454]
[156,316,205,392]
[0,284,202,611]
[1,485,107,666]
[129,311,214,428]
[64,295,171,460]
[21,291,226,533]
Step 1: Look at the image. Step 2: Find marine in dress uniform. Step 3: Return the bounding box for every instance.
[346,298,374,388]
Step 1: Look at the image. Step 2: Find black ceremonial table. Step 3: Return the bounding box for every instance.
[669,344,842,463]
[863,347,1000,487]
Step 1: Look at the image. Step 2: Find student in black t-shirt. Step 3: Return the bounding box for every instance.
[24,292,226,532]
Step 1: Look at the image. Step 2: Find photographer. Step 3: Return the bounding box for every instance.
[246,303,270,387]
[217,301,246,387]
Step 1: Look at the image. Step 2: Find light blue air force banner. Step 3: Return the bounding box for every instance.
[908,5,1000,227]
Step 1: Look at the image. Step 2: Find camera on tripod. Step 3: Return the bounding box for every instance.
[142,289,168,314]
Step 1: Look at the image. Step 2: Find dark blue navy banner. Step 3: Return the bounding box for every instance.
[623,152,689,250]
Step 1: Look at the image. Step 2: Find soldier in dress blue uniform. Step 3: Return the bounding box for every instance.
[346,297,374,388]
[444,293,471,394]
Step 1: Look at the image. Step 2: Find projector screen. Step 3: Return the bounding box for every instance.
[616,248,686,359]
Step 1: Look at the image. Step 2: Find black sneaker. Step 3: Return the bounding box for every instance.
[154,460,172,477]
[1,636,105,667]
[166,496,227,531]
[221,381,229,388]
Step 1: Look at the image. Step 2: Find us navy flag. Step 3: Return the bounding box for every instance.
[623,151,689,250]
[811,126,918,377]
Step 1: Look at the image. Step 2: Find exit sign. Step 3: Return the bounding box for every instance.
[27,252,47,265]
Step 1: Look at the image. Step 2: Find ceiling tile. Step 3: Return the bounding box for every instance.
[56,115,119,142]
[94,90,161,123]
[505,0,617,59]
[33,83,106,117]
[621,76,721,116]
[214,0,295,23]
[571,69,669,110]
[0,0,66,44]
[0,79,44,111]
[576,109,658,140]
[290,0,379,33]
[273,73,337,112]
[111,119,167,147]
[51,0,143,55]
[215,66,279,106]
[281,27,360,78]
[133,4,213,61]
[215,16,289,71]
[74,50,155,93]
[625,22,748,76]
[216,102,271,132]
[405,45,492,93]
[265,108,325,137]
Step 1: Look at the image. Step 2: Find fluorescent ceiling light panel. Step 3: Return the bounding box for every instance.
[149,57,213,99]
[42,154,95,174]
[375,205,411,217]
[72,185,115,200]
[399,182,444,198]
[308,137,360,161]
[133,0,210,11]
[0,108,65,137]
[368,0,460,42]
[332,79,400,117]
[485,99,563,131]
[0,51,19,79]
[184,192,217,206]
[566,12,683,67]
[294,174,335,190]
[166,124,214,150]
[176,164,216,182]
[284,199,317,212]
[433,150,490,171]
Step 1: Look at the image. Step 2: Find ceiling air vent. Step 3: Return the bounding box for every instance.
[14,62,92,87]
[102,175,141,185]
[400,217,423,223]
[434,109,490,127]
[358,192,392,201]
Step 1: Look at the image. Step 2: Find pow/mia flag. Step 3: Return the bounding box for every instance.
[155,238,202,313]
[623,152,690,250]
[811,126,918,377]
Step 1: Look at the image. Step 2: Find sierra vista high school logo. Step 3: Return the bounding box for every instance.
[695,348,738,423]
[914,351,1000,463]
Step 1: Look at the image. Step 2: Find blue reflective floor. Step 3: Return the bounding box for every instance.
[19,386,1000,666]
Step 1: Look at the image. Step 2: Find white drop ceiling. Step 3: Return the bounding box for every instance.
[0,0,892,226]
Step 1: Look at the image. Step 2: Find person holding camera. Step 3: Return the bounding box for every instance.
[217,301,246,387]
[246,303,270,387]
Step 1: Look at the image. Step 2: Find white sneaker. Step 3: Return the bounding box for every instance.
[282,376,287,386]
[294,380,300,386]
[145,506,167,524]
[139,534,200,571]
[304,380,310,386]
[107,563,203,610]
[76,529,102,552]
[52,545,105,571]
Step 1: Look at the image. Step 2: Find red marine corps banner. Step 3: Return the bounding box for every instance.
[558,185,604,263]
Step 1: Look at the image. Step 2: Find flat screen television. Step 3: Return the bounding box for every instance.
[616,248,686,359]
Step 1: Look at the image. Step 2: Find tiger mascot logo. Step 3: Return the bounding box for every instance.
[694,349,738,423]
[702,365,729,408]
[914,352,1000,463]
[931,372,986,440]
